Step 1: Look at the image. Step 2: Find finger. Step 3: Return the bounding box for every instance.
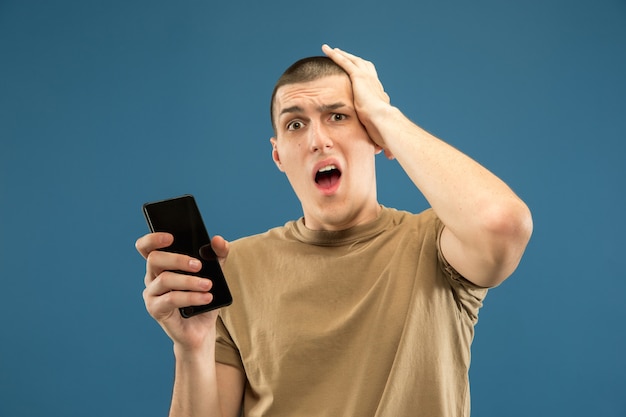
[324,45,360,62]
[211,235,230,259]
[135,232,173,259]
[323,44,358,61]
[147,271,213,297]
[322,44,356,70]
[322,44,371,71]
[145,287,214,319]
[145,250,203,286]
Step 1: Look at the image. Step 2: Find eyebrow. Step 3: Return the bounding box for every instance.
[279,102,348,117]
[279,105,304,117]
[319,102,347,112]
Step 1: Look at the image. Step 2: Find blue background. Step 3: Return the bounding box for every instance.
[1,0,625,415]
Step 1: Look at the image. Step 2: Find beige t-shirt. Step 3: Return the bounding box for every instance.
[216,207,488,416]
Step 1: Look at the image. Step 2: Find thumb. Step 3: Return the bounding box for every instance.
[210,235,230,258]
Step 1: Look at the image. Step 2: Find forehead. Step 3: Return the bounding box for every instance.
[274,74,353,114]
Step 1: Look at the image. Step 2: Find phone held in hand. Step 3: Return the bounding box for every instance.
[142,194,233,318]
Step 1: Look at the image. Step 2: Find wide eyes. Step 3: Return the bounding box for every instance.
[287,120,304,131]
[285,113,347,131]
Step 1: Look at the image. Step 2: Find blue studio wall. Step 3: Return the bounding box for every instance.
[1,0,625,416]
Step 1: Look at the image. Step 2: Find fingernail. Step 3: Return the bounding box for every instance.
[189,259,201,269]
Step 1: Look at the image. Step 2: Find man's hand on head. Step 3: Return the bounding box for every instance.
[322,44,395,160]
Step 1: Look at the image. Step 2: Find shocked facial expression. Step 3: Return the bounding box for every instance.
[270,74,382,231]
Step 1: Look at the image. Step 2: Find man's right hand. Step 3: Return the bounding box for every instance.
[135,232,226,353]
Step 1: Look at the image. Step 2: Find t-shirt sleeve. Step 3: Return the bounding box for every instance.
[215,314,245,371]
[435,219,489,323]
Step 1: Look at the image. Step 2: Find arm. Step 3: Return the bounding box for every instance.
[170,348,245,417]
[323,45,533,287]
[136,234,245,416]
[375,112,532,287]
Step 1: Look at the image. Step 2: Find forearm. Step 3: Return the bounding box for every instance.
[170,338,222,417]
[375,106,532,282]
[379,108,521,222]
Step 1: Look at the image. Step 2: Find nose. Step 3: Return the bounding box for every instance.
[309,122,333,153]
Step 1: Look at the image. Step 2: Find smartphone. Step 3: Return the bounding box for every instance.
[142,194,232,318]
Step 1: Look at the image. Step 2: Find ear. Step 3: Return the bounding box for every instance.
[270,137,284,172]
[372,142,394,159]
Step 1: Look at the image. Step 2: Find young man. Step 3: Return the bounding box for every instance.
[136,44,532,416]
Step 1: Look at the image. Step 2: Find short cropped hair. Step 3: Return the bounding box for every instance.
[270,56,347,133]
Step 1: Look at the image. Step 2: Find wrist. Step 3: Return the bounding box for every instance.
[172,328,217,362]
[361,102,397,127]
[173,342,215,367]
[363,104,410,150]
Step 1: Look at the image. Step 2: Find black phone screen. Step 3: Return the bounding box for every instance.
[142,194,232,317]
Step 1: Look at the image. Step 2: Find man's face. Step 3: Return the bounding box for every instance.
[270,74,382,231]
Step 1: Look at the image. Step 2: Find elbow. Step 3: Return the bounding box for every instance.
[486,199,533,247]
[480,200,533,286]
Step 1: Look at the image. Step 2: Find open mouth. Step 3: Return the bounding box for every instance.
[315,164,342,190]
